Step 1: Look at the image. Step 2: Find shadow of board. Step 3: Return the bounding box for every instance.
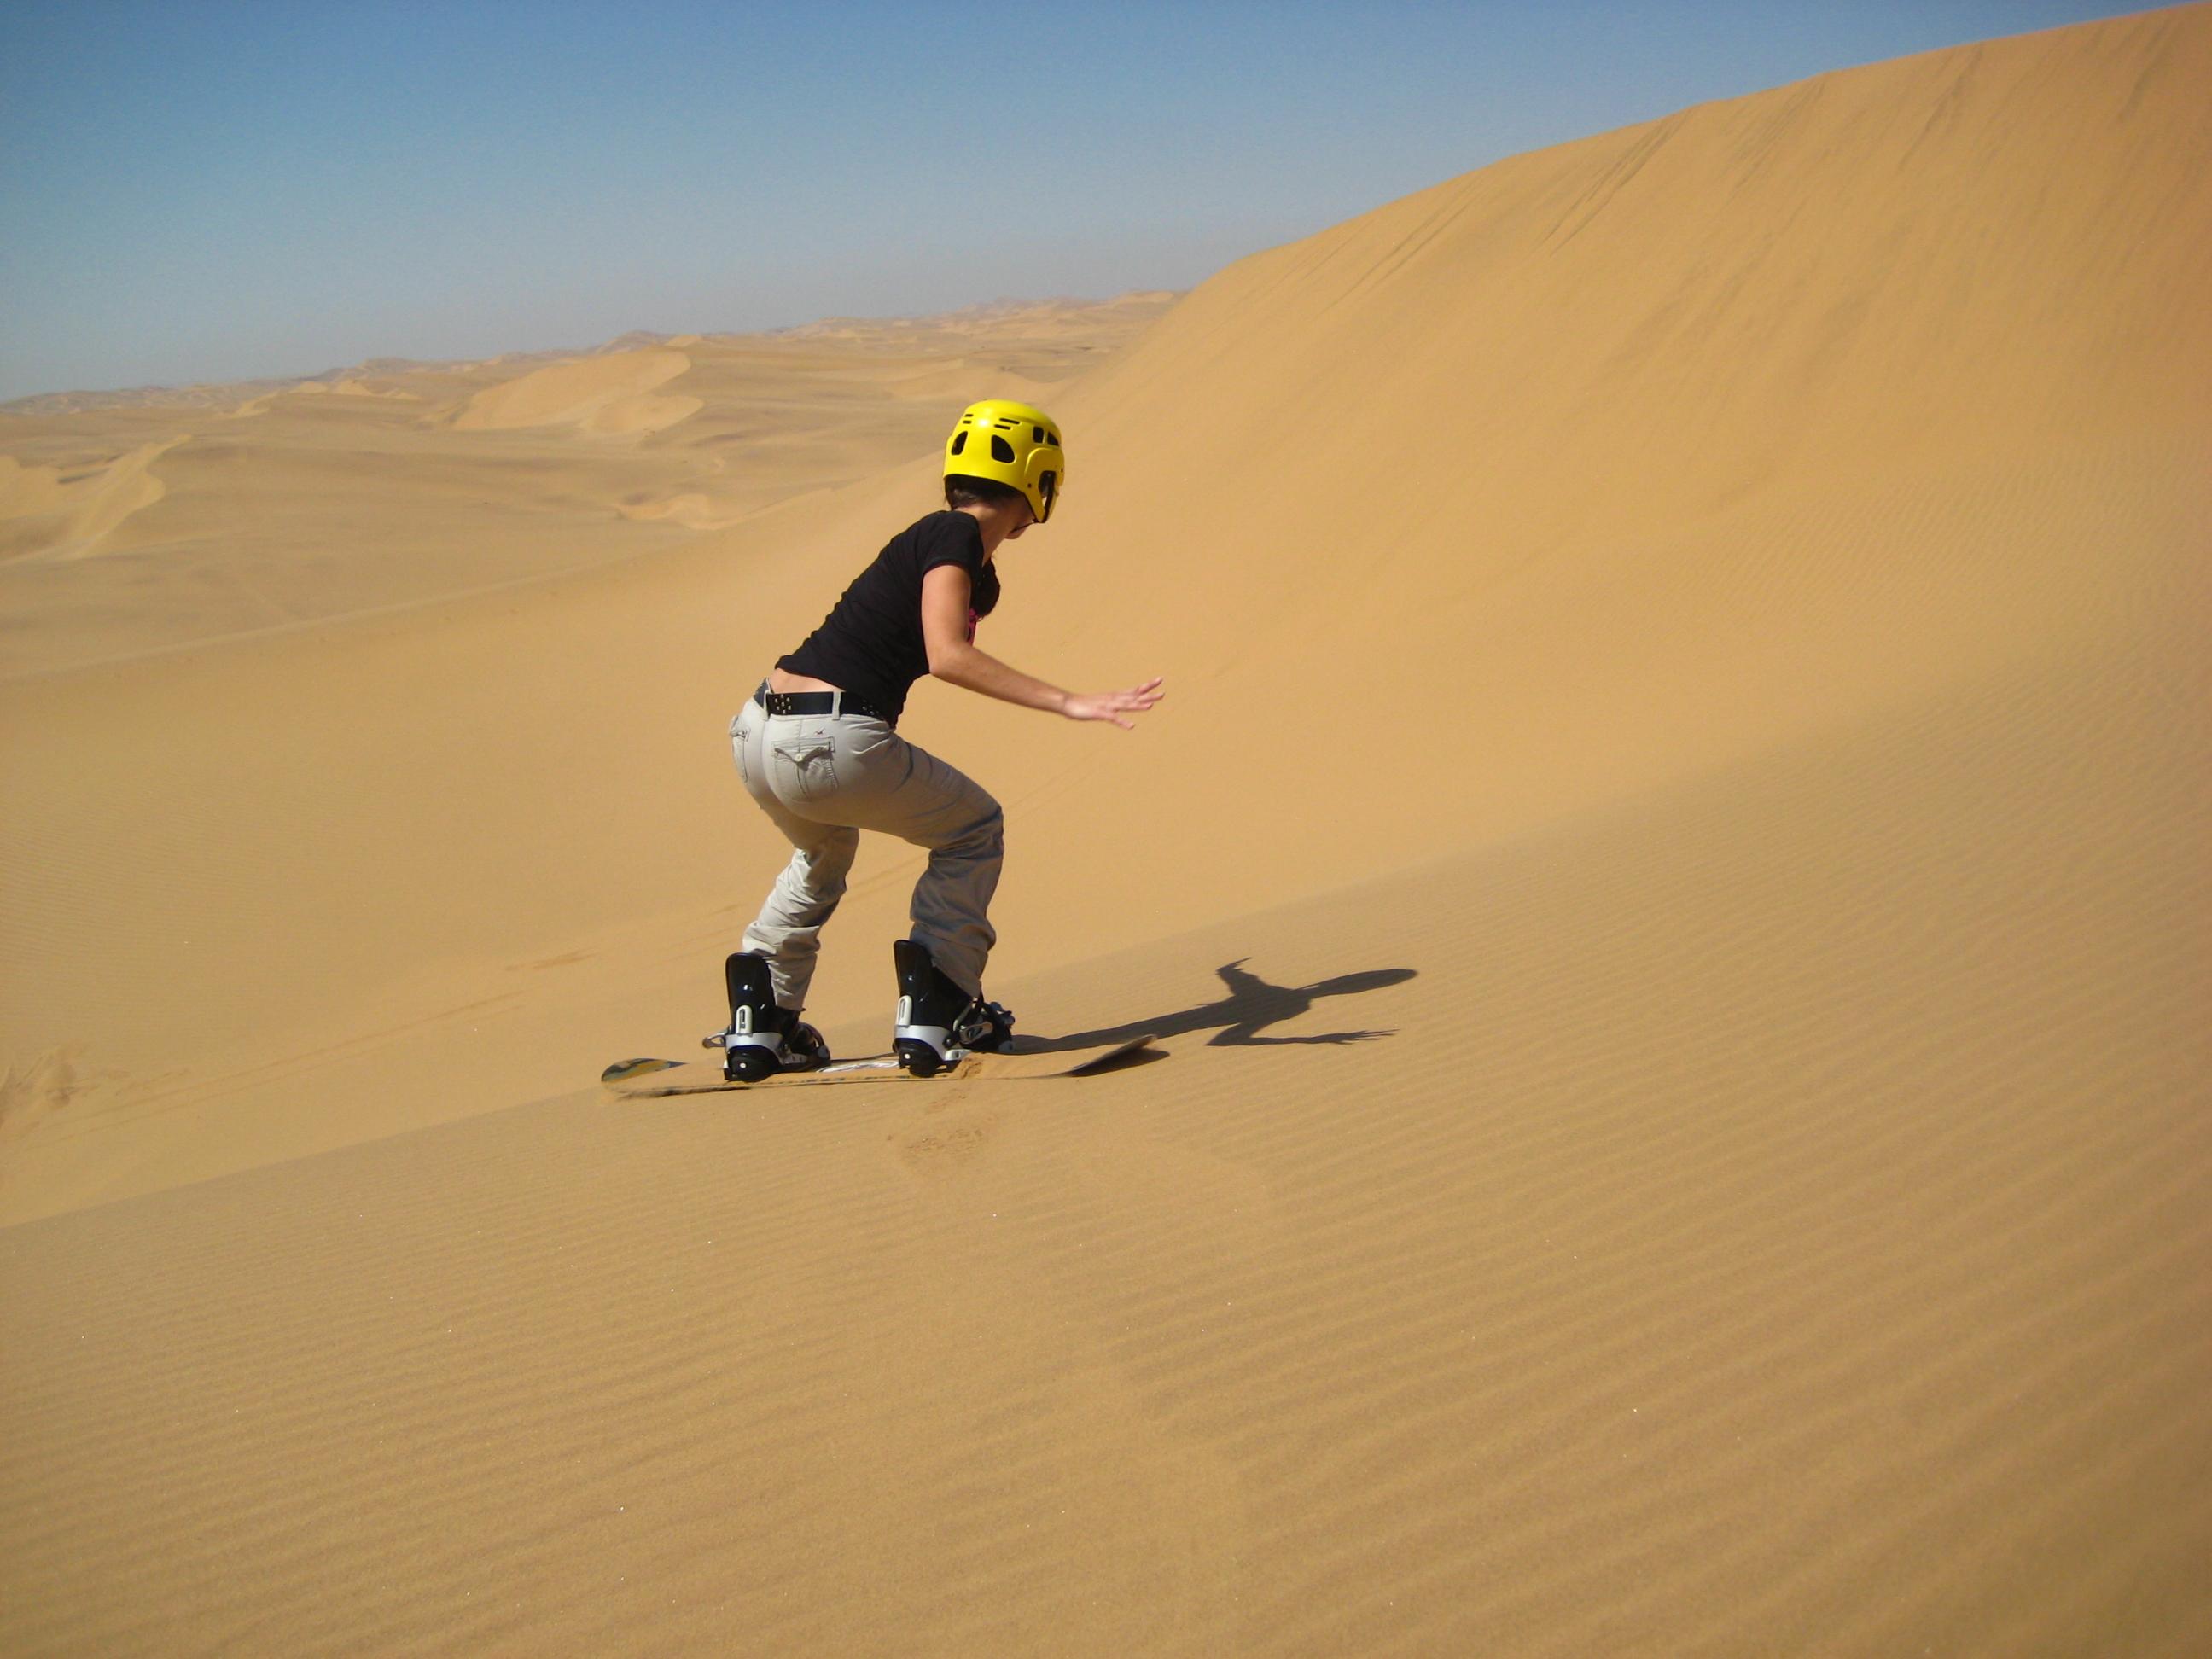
[1027,960,1417,1056]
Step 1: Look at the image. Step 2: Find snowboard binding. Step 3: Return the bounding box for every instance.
[892,939,1016,1078]
[707,952,830,1082]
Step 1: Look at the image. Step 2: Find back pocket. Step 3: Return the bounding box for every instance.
[771,735,840,801]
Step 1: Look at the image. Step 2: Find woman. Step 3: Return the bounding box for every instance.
[718,399,1164,1079]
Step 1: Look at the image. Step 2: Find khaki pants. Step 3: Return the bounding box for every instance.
[731,689,1004,1011]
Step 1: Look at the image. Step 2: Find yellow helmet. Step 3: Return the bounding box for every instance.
[945,399,1066,523]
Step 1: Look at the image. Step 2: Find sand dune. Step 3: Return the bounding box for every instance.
[228,379,417,416]
[3,6,2209,1652]
[879,362,1055,404]
[0,294,1175,677]
[0,437,188,562]
[3,634,2205,1652]
[449,346,700,434]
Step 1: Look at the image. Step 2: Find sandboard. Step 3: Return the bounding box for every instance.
[600,1035,1155,1097]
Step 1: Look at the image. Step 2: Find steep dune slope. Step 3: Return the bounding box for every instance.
[970,0,2209,936]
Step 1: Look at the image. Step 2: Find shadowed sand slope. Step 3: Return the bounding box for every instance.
[3,6,2210,1651]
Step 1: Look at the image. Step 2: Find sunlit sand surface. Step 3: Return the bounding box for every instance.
[3,9,2208,1653]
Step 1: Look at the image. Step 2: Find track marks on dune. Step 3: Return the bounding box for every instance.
[1541,110,1686,251]
[0,1046,104,1144]
[10,988,531,1153]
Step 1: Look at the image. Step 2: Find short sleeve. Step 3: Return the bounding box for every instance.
[917,513,986,581]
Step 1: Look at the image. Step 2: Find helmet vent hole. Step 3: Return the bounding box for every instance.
[989,435,1016,463]
[1033,425,1044,441]
[949,432,967,456]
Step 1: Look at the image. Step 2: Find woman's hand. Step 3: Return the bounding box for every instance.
[1062,678,1166,730]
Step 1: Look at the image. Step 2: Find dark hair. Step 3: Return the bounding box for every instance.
[944,474,1028,512]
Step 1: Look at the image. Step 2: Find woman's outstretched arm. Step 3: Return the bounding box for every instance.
[921,564,1163,728]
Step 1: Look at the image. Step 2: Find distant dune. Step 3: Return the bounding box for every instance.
[2,8,2208,1655]
[449,347,700,434]
[0,293,1178,677]
[0,438,186,562]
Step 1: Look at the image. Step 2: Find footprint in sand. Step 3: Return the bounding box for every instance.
[893,1109,1002,1176]
[0,1047,96,1146]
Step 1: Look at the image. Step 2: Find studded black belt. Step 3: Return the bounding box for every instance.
[752,681,893,722]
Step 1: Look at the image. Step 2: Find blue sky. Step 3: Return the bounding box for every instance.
[0,0,2157,400]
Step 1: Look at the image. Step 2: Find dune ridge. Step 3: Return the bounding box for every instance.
[449,347,701,434]
[3,6,2209,1652]
[0,437,189,562]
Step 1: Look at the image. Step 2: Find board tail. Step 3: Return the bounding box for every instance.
[601,1057,685,1085]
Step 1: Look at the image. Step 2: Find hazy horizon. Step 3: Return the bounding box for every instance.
[0,0,2161,402]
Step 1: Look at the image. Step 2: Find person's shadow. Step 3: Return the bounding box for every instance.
[1027,959,1417,1053]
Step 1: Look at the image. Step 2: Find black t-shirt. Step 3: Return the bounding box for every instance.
[777,510,1001,724]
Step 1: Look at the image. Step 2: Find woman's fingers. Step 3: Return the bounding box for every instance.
[1066,678,1163,725]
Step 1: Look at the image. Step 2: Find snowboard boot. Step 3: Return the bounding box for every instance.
[710,952,830,1082]
[893,939,1016,1077]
